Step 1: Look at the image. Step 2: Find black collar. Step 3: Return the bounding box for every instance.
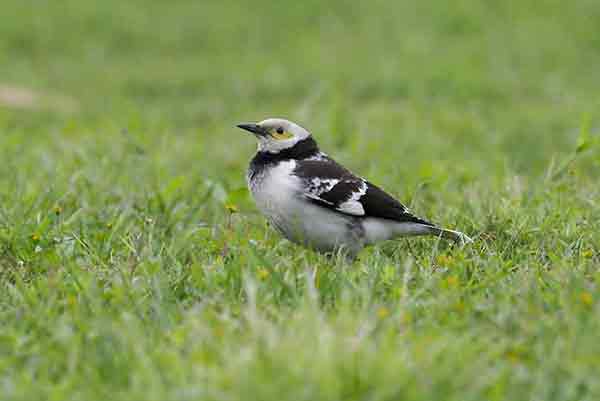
[250,137,319,171]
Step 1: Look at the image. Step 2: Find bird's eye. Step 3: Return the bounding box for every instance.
[271,126,293,140]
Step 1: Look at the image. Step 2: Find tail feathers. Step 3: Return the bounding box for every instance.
[428,227,473,246]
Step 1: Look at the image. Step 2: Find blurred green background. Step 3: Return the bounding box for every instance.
[1,1,599,400]
[2,0,598,175]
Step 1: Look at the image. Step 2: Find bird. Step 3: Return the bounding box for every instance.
[237,118,472,258]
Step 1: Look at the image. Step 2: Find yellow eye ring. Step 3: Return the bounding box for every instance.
[271,129,294,140]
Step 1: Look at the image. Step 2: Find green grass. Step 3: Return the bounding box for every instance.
[1,0,600,400]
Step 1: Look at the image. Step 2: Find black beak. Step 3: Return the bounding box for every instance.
[236,123,268,137]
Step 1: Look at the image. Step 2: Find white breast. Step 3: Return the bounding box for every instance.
[249,160,298,215]
[248,161,362,253]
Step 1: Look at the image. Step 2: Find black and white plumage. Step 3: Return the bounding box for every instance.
[238,118,472,257]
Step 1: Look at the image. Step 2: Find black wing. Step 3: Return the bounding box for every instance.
[293,157,434,226]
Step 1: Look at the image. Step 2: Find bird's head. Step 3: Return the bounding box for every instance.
[237,118,312,153]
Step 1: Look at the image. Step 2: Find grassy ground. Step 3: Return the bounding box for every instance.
[1,0,599,400]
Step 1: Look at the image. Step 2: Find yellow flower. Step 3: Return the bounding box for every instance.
[257,268,270,280]
[580,292,593,306]
[376,306,390,319]
[582,249,594,259]
[225,203,239,214]
[31,233,40,241]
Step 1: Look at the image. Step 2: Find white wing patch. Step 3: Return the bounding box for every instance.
[305,177,340,196]
[335,180,367,216]
[336,201,365,215]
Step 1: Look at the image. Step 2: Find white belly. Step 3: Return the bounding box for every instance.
[247,161,433,255]
[249,161,362,253]
[362,218,433,244]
